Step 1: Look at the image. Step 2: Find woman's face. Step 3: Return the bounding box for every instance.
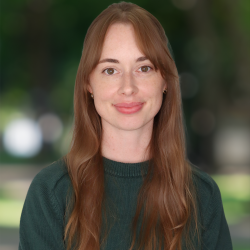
[88,23,166,133]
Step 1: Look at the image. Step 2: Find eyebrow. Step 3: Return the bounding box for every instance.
[98,56,149,64]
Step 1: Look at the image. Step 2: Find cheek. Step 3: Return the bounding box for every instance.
[145,80,163,99]
[153,93,164,111]
[146,86,164,112]
[95,88,114,103]
[92,90,113,115]
[92,98,105,119]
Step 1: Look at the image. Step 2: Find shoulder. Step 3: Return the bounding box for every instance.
[190,164,224,220]
[27,158,72,212]
[190,164,222,210]
[191,164,221,198]
[189,166,233,248]
[20,158,72,249]
[32,158,70,189]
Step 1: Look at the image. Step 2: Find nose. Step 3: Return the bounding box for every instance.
[118,72,139,96]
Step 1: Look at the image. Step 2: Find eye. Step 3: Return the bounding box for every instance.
[138,66,152,73]
[103,68,117,75]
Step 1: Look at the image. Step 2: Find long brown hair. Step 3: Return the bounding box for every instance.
[64,2,199,250]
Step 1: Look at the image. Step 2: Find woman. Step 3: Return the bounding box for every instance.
[19,2,232,250]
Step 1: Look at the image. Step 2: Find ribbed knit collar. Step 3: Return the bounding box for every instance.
[103,157,149,177]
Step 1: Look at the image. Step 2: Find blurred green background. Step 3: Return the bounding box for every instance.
[0,0,250,249]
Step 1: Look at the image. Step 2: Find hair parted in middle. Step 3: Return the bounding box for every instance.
[65,2,199,250]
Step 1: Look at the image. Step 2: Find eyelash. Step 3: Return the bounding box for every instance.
[102,68,118,75]
[138,66,153,72]
[102,65,153,75]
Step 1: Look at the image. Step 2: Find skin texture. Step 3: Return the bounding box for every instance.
[89,23,167,163]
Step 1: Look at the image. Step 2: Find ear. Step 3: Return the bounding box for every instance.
[87,84,93,94]
[163,82,167,91]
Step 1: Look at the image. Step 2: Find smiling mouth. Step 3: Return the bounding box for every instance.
[114,102,144,108]
[113,102,144,114]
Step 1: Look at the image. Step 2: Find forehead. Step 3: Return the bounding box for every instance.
[100,23,144,59]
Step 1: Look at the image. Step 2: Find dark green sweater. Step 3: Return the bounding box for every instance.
[19,157,232,250]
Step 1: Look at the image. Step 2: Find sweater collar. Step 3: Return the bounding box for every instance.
[103,157,149,177]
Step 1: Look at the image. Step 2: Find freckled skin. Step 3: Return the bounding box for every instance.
[89,23,166,134]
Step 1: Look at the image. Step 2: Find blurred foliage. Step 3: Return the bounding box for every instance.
[0,199,23,228]
[213,175,250,224]
[0,1,250,166]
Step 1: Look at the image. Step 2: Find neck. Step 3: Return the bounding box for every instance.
[101,122,153,163]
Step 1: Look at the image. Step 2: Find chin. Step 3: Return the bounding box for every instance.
[116,119,151,131]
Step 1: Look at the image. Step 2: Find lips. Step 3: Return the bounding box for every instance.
[114,102,144,108]
[113,102,144,114]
